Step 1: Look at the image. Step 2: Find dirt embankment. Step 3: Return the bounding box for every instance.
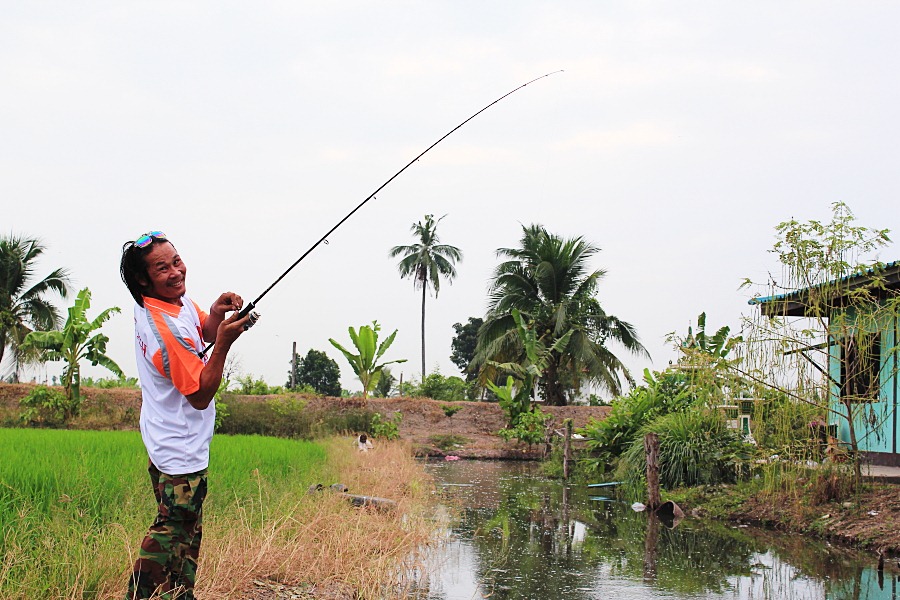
[309,395,610,458]
[0,383,609,458]
[729,485,900,555]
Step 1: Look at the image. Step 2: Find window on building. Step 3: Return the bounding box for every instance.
[840,332,881,401]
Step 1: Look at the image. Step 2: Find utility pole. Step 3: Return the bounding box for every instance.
[291,341,297,389]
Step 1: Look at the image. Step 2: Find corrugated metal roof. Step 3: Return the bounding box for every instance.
[749,260,900,317]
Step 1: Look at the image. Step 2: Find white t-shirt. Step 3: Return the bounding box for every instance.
[134,294,215,475]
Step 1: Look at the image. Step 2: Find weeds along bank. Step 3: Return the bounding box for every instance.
[0,429,438,599]
[665,465,900,556]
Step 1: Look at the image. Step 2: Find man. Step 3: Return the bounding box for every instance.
[120,231,253,599]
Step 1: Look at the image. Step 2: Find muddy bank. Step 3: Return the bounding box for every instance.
[683,482,900,556]
[734,485,900,555]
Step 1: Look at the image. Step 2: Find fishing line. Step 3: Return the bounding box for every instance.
[199,70,562,358]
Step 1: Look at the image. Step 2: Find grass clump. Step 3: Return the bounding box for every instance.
[428,434,470,451]
[617,410,751,489]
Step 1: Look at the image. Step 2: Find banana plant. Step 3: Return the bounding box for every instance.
[486,375,534,428]
[683,312,738,360]
[329,321,406,399]
[22,287,123,412]
[488,309,573,425]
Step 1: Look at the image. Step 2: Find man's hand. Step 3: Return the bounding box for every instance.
[188,308,252,411]
[215,310,253,350]
[203,292,244,343]
[210,292,243,319]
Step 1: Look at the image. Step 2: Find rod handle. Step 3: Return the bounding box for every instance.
[198,301,258,358]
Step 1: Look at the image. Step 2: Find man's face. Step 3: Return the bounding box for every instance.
[139,242,187,304]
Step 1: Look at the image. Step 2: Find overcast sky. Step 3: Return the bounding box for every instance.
[4,2,900,394]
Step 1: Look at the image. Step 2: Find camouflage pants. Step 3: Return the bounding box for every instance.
[126,462,208,600]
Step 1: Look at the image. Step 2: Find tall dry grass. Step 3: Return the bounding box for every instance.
[195,439,439,599]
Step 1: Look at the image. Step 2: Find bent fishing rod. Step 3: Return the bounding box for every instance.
[199,70,562,358]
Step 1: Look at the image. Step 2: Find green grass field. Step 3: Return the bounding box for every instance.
[0,428,330,598]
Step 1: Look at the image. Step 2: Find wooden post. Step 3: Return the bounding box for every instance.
[645,432,661,510]
[563,419,573,480]
[291,342,297,389]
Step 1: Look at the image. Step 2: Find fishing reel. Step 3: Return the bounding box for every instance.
[198,307,260,359]
[243,310,260,331]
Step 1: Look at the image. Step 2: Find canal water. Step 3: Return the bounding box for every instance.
[419,459,898,600]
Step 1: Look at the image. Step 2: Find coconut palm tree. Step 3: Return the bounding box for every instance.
[0,235,71,380]
[476,224,648,405]
[389,214,462,379]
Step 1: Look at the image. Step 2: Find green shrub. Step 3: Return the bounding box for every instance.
[268,397,306,418]
[214,378,230,432]
[617,410,752,488]
[751,390,822,460]
[217,399,312,438]
[216,397,376,439]
[19,386,75,426]
[407,371,468,401]
[370,411,402,440]
[441,404,463,418]
[579,368,709,475]
[235,374,283,395]
[80,376,140,389]
[428,434,470,451]
[541,442,567,479]
[497,406,551,446]
[311,407,373,436]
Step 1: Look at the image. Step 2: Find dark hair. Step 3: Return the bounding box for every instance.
[120,237,174,307]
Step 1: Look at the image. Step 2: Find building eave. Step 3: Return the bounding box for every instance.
[749,261,900,318]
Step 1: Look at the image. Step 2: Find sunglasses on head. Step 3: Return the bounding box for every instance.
[134,231,167,248]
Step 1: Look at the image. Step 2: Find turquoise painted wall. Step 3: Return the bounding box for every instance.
[829,312,898,456]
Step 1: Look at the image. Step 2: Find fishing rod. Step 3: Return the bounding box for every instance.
[199,70,562,358]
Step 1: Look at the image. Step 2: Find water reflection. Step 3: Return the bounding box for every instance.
[422,460,897,600]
